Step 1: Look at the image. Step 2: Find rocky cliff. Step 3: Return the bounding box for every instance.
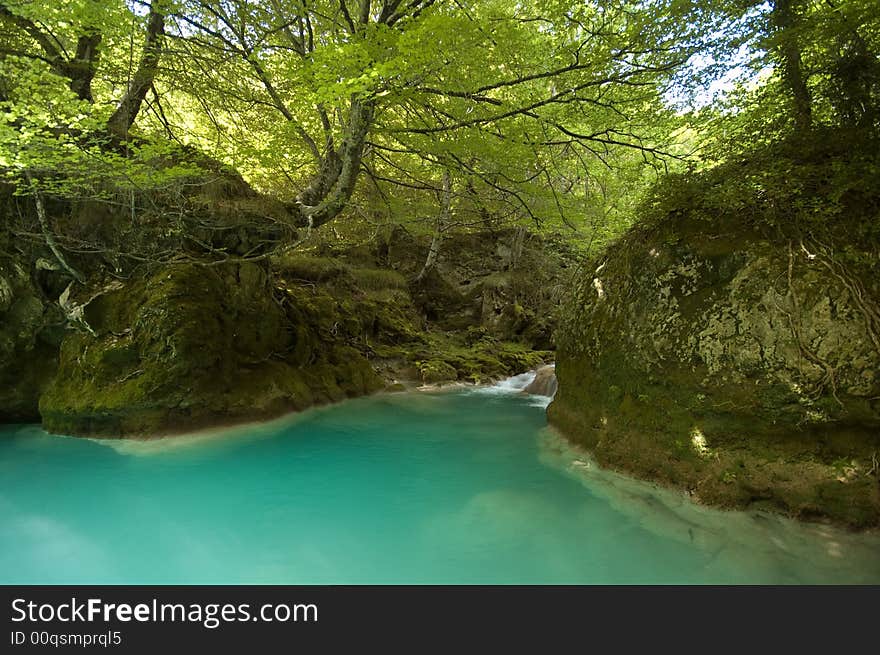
[0,257,64,421]
[38,262,386,437]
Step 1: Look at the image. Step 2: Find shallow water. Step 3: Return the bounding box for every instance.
[1,381,878,584]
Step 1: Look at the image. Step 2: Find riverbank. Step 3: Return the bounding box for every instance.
[539,425,880,567]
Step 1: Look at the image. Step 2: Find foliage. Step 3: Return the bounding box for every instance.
[641,128,880,243]
[678,0,880,159]
[0,0,877,279]
[0,0,202,198]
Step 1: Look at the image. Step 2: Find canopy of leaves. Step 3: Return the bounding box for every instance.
[0,0,876,262]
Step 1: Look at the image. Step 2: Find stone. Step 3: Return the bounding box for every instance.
[39,263,384,437]
[549,213,880,528]
[0,259,63,421]
[524,364,557,397]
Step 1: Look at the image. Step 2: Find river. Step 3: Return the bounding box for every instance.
[1,376,878,584]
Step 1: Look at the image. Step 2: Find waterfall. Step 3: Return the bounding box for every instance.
[471,366,556,408]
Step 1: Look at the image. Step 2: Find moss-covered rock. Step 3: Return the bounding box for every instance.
[0,258,64,421]
[549,212,880,527]
[268,228,567,389]
[40,262,383,437]
[369,226,572,348]
[417,359,459,384]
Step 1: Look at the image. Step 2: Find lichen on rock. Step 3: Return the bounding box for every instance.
[550,213,880,528]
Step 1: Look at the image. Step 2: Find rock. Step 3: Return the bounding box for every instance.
[33,224,564,436]
[0,259,64,422]
[39,263,384,437]
[0,271,13,312]
[382,226,568,349]
[549,213,880,528]
[418,359,459,385]
[524,364,557,397]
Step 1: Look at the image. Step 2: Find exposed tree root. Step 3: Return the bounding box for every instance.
[807,237,880,357]
[777,241,842,406]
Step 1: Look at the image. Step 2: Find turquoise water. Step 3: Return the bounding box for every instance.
[1,384,879,584]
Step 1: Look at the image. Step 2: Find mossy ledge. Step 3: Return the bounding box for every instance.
[549,212,880,529]
[39,262,385,438]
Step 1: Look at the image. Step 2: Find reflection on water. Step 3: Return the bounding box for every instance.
[0,380,877,584]
[537,429,880,584]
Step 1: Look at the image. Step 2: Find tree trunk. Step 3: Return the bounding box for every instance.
[107,2,165,139]
[296,148,343,207]
[416,169,452,282]
[295,97,374,229]
[68,33,102,102]
[771,0,812,133]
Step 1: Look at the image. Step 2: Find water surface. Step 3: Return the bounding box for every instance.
[1,380,878,584]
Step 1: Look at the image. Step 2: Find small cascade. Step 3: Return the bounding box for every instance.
[493,370,538,392]
[471,370,536,396]
[472,366,556,408]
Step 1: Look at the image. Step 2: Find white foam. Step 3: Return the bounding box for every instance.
[526,394,553,409]
[470,369,556,409]
[493,370,538,392]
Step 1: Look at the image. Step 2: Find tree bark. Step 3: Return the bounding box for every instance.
[295,97,374,229]
[296,148,343,207]
[771,0,812,133]
[107,2,165,139]
[416,169,452,282]
[68,33,102,101]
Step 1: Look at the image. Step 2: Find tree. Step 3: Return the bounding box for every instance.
[14,0,866,281]
[413,167,451,282]
[770,0,812,133]
[0,0,167,137]
[0,1,102,102]
[107,0,167,139]
[0,0,208,280]
[685,0,880,147]
[164,0,442,231]
[137,0,700,261]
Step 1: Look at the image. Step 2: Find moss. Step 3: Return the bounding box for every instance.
[418,359,459,384]
[388,330,550,385]
[36,224,565,437]
[550,177,880,528]
[40,263,382,437]
[272,254,349,282]
[349,267,407,290]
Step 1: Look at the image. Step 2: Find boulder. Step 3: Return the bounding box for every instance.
[39,262,383,437]
[549,214,880,527]
[524,364,557,397]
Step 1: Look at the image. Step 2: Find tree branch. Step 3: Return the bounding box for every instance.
[108,1,166,138]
